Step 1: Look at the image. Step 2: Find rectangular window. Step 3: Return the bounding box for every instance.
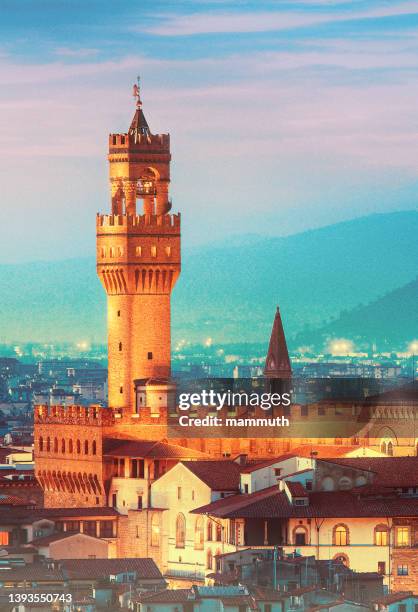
[0,532,9,545]
[66,521,80,533]
[301,406,308,417]
[376,530,388,546]
[83,521,97,537]
[151,246,157,257]
[177,486,182,500]
[378,561,385,575]
[147,351,153,360]
[135,246,142,256]
[318,406,325,416]
[100,521,114,538]
[399,605,406,612]
[165,246,171,257]
[397,565,408,576]
[396,526,410,547]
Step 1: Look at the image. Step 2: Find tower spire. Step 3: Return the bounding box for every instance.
[129,76,151,143]
[264,306,292,379]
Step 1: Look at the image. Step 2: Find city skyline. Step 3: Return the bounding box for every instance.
[1,0,418,262]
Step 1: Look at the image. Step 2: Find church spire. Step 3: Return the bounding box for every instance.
[264,307,292,379]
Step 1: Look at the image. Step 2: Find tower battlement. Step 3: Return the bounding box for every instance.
[34,404,115,426]
[96,212,180,232]
[109,132,170,152]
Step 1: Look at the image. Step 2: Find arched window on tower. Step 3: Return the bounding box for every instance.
[76,440,81,454]
[39,437,43,452]
[54,438,58,453]
[92,440,97,456]
[69,439,73,454]
[61,439,65,454]
[175,513,186,548]
[84,440,89,455]
[46,437,51,452]
[387,441,394,456]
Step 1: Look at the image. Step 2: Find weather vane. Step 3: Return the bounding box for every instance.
[133,75,142,108]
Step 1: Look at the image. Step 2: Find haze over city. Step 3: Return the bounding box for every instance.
[1,0,418,263]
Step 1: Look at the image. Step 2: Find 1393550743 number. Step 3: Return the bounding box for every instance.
[9,593,73,603]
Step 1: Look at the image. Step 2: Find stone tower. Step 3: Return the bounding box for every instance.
[97,82,180,412]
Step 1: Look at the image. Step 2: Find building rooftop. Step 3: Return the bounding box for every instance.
[61,557,163,581]
[182,460,241,491]
[372,591,415,606]
[192,486,418,519]
[104,438,207,460]
[323,457,418,487]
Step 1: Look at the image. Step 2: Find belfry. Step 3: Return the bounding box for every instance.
[96,81,180,413]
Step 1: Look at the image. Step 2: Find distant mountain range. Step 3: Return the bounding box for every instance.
[291,276,418,352]
[0,211,416,351]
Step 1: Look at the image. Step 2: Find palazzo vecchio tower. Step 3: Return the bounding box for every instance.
[97,81,180,413]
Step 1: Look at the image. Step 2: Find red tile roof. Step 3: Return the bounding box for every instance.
[137,588,192,603]
[61,558,163,581]
[285,481,307,497]
[192,486,418,519]
[30,531,103,547]
[182,460,241,490]
[240,456,296,473]
[104,438,207,459]
[324,457,418,487]
[372,591,414,605]
[0,493,29,506]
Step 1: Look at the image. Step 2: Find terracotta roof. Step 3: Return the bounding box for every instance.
[0,493,29,506]
[192,487,418,519]
[240,456,296,473]
[221,595,258,609]
[290,445,363,458]
[285,481,307,497]
[182,460,241,490]
[138,589,192,603]
[324,457,418,487]
[30,531,103,547]
[33,507,119,519]
[61,558,163,581]
[0,563,64,582]
[104,438,207,459]
[372,591,414,605]
[251,586,286,601]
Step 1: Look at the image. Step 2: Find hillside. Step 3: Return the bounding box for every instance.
[291,277,418,351]
[0,211,416,347]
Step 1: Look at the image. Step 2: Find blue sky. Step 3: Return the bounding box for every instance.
[1,0,418,262]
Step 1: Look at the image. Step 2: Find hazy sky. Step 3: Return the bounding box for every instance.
[1,0,418,262]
